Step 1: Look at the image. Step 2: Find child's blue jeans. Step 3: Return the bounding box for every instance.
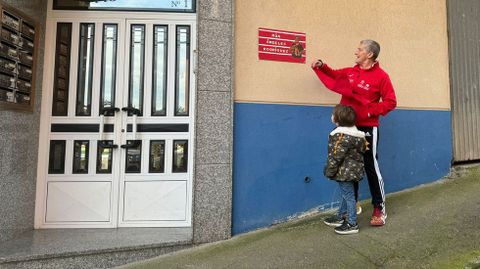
[336,181,357,225]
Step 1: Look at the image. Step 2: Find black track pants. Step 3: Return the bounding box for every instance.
[354,126,386,214]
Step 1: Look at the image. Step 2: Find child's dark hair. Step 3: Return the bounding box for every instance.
[332,104,356,127]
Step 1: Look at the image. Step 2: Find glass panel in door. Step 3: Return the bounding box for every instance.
[72,140,89,174]
[52,23,72,116]
[76,23,95,116]
[152,25,167,116]
[100,24,118,116]
[174,26,190,116]
[128,24,145,116]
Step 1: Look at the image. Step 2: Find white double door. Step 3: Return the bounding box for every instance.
[35,15,195,228]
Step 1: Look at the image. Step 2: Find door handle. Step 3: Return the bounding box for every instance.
[99,107,120,149]
[120,141,141,149]
[121,106,140,115]
[99,140,118,149]
[121,107,140,148]
[100,107,120,116]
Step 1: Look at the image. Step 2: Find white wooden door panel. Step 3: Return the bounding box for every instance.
[123,181,187,221]
[46,181,111,222]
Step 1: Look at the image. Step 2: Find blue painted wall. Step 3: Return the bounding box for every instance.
[232,102,452,234]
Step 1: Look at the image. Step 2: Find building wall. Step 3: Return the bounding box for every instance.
[447,0,480,162]
[193,0,235,243]
[0,0,47,242]
[233,0,452,234]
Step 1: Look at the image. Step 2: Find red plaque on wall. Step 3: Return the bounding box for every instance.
[258,27,306,64]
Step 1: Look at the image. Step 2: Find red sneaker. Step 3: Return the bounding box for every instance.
[370,207,386,226]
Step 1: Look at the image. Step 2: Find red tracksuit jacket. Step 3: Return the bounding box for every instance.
[312,62,397,127]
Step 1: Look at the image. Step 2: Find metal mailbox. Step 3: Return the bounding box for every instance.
[0,2,37,111]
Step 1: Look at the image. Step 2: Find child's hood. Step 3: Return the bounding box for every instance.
[330,126,366,138]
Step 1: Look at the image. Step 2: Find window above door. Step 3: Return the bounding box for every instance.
[53,0,196,13]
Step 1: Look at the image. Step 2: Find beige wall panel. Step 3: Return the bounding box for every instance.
[235,0,450,110]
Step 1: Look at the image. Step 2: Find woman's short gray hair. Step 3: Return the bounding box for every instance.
[360,39,380,60]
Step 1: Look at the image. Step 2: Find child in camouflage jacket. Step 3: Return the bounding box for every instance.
[323,104,368,235]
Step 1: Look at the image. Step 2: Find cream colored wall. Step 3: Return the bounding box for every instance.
[235,0,450,110]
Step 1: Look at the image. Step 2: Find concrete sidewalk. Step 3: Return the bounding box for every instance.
[118,165,480,269]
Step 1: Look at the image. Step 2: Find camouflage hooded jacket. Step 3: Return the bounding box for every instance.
[324,126,368,182]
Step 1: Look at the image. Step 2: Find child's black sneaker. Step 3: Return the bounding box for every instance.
[334,221,359,235]
[323,215,344,227]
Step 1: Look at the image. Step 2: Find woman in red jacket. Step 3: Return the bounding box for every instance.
[312,39,397,226]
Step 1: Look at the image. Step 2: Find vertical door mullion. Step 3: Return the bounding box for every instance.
[110,19,126,227]
[117,20,132,225]
[141,138,149,174]
[165,139,172,174]
[64,139,73,176]
[141,24,152,174]
[188,22,196,207]
[68,22,80,118]
[120,22,131,150]
[144,23,153,118]
[90,22,102,119]
[114,20,126,151]
[167,23,176,118]
[114,19,126,154]
[88,139,95,175]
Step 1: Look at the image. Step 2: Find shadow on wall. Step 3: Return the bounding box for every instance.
[232,103,452,234]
